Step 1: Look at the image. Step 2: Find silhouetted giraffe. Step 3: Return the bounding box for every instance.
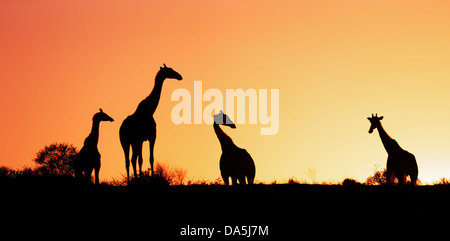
[367,113,418,185]
[213,111,256,185]
[74,108,114,184]
[119,64,182,182]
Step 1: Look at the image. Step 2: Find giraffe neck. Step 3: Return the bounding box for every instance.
[134,74,165,117]
[376,122,401,154]
[84,120,100,148]
[213,123,235,151]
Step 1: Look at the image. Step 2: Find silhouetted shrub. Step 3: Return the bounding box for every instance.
[342,178,361,187]
[365,165,388,185]
[124,162,188,187]
[287,177,300,184]
[153,162,187,185]
[0,165,75,188]
[108,174,128,186]
[127,169,169,188]
[0,166,16,178]
[33,143,78,176]
[186,177,224,185]
[434,177,450,185]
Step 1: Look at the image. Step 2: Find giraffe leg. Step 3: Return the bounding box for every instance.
[135,142,143,176]
[86,168,93,183]
[94,168,100,185]
[410,174,418,186]
[149,135,156,176]
[121,142,131,183]
[222,174,229,186]
[398,173,406,186]
[120,118,133,183]
[385,172,390,185]
[126,161,130,183]
[247,176,254,185]
[407,154,418,186]
[385,168,393,185]
[75,168,82,182]
[130,143,139,179]
[94,154,101,185]
[231,178,238,185]
[138,153,143,176]
[238,176,246,185]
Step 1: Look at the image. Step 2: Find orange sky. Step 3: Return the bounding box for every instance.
[2,0,450,184]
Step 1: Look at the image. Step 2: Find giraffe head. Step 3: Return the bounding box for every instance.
[158,63,183,81]
[93,108,114,122]
[214,110,236,128]
[367,113,383,134]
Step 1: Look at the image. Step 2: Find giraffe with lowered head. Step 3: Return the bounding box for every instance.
[367,113,418,185]
[119,64,182,182]
[74,108,114,184]
[213,111,256,185]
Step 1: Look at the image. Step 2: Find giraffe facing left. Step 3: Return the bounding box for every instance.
[74,108,114,184]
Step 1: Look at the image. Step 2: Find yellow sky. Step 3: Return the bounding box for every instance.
[2,0,450,183]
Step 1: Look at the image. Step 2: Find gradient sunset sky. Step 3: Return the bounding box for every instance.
[2,0,450,184]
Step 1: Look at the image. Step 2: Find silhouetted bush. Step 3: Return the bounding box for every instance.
[122,162,188,187]
[126,169,169,188]
[0,166,41,180]
[365,165,388,185]
[342,178,361,187]
[0,165,76,188]
[154,162,187,185]
[33,143,78,176]
[107,174,128,186]
[186,177,224,186]
[433,177,450,185]
[0,166,16,178]
[287,177,301,184]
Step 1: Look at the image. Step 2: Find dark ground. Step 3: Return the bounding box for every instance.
[2,180,450,240]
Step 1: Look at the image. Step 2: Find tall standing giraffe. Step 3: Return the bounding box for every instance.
[213,111,256,185]
[119,64,182,182]
[367,113,418,185]
[74,108,114,184]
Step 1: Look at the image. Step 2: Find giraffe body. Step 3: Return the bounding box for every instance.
[220,147,255,185]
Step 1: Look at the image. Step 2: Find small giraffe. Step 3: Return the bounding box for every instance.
[74,108,114,184]
[367,113,418,185]
[119,64,182,182]
[213,111,256,185]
